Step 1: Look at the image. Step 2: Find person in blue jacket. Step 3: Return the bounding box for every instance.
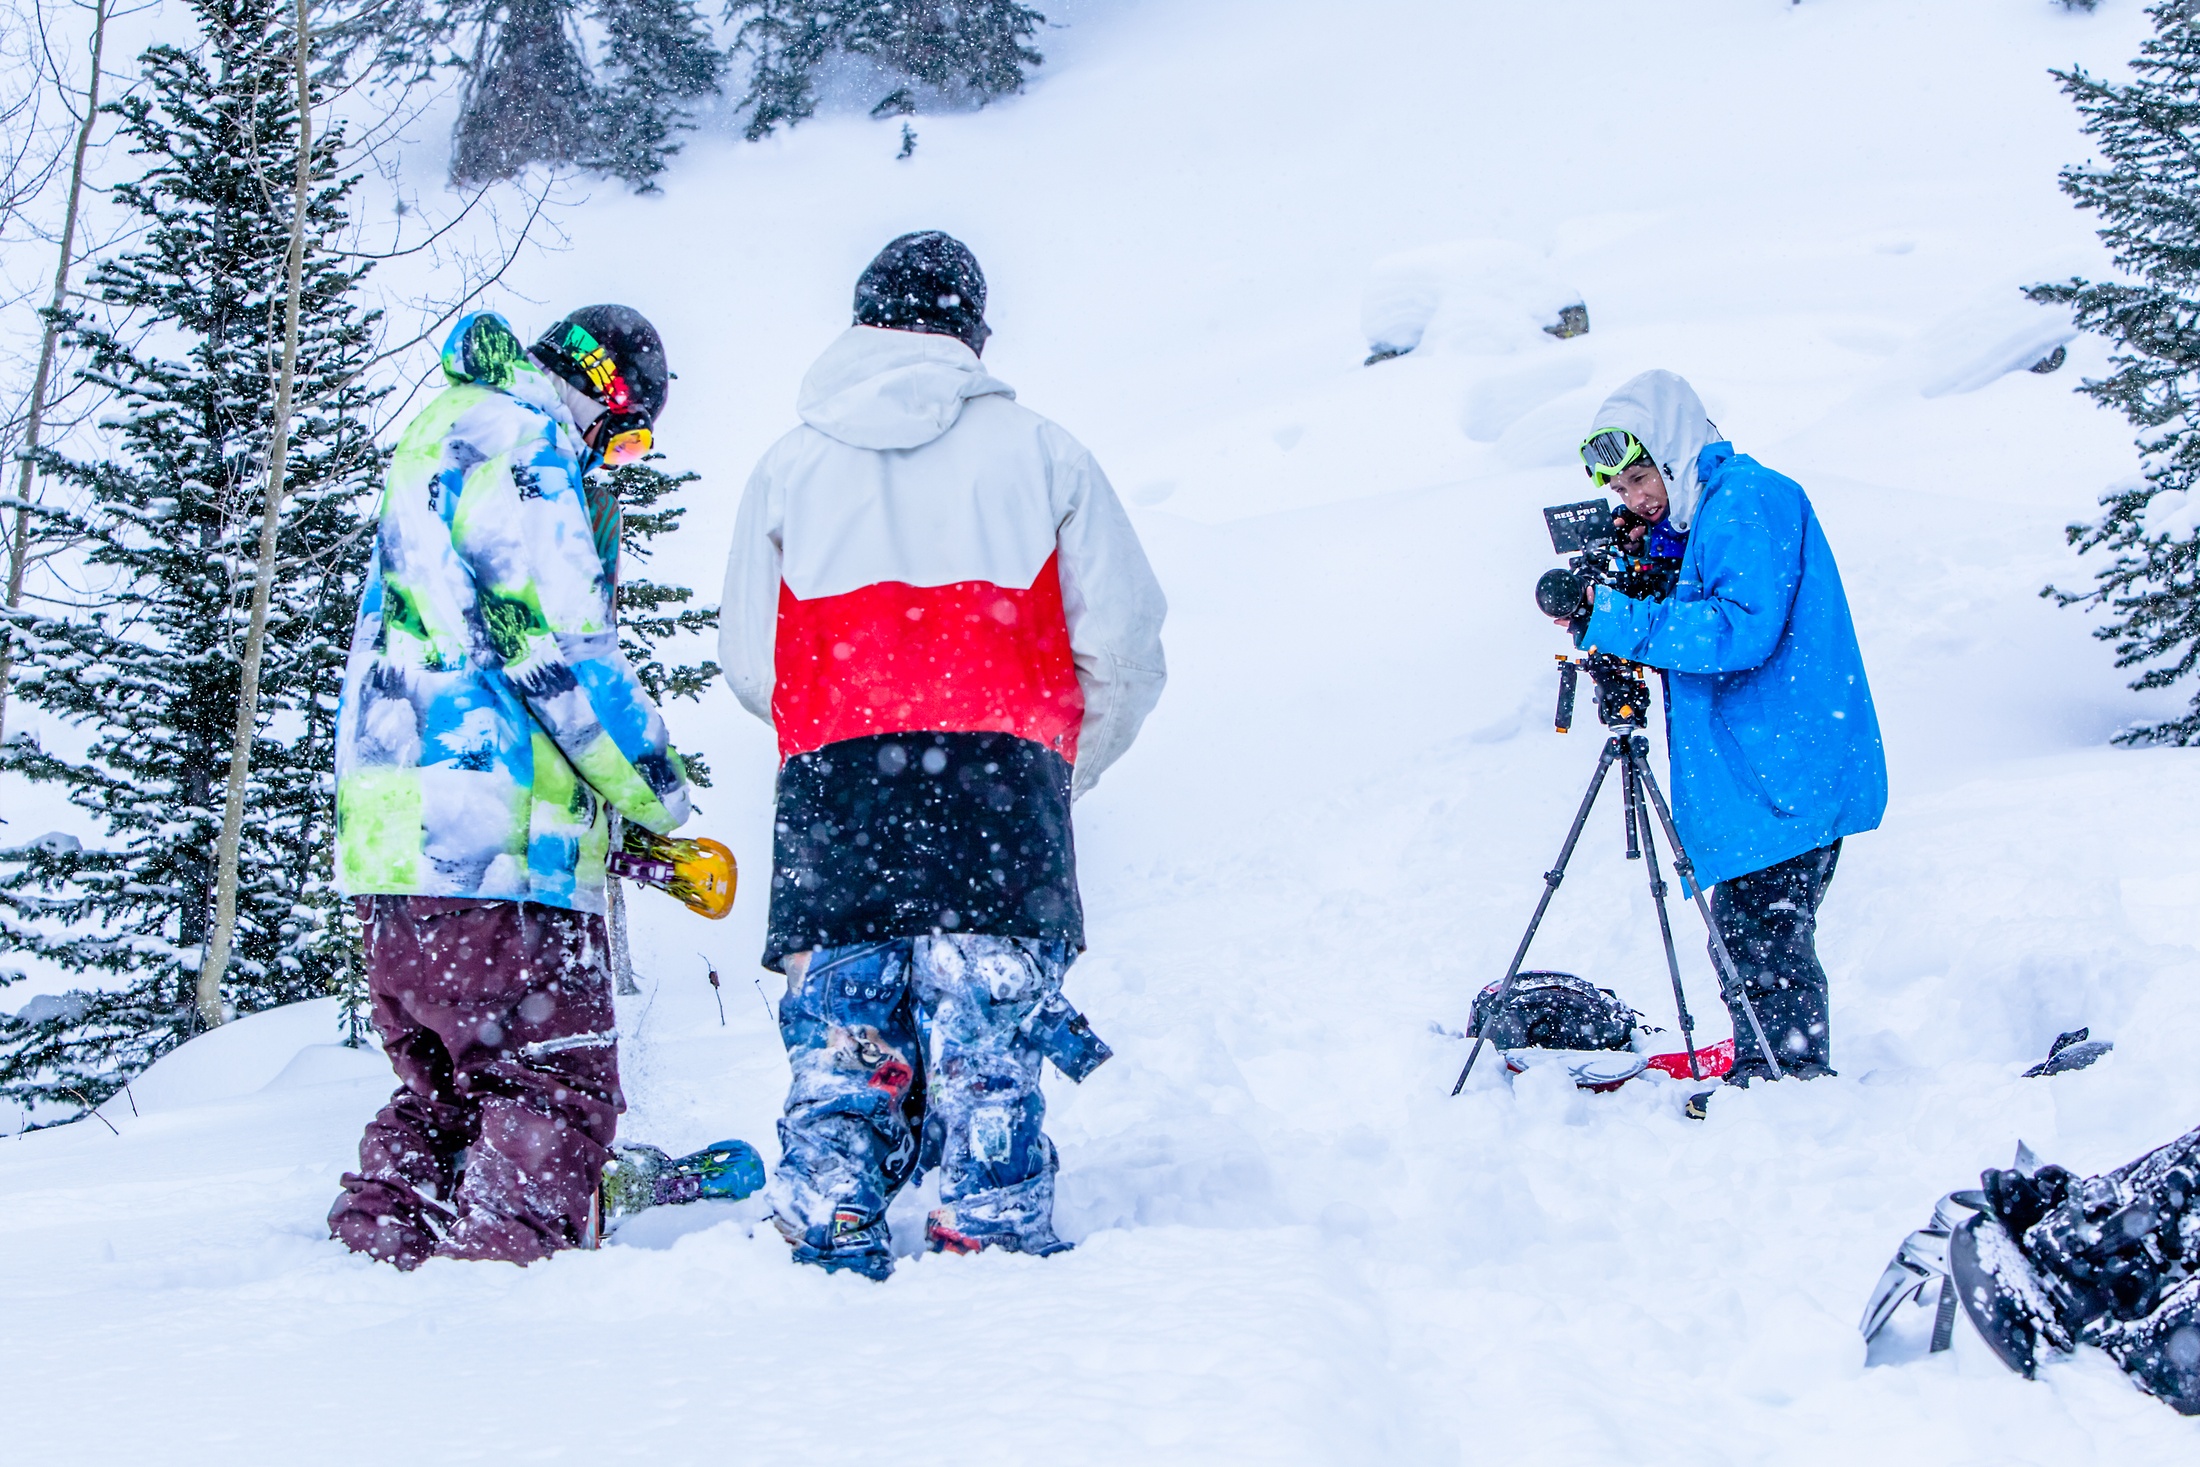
[1562,369,1887,1085]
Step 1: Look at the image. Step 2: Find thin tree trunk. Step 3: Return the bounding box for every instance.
[0,0,108,747]
[199,0,313,1028]
[610,875,640,995]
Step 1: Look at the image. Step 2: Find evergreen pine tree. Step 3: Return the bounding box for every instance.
[589,0,725,190]
[0,0,384,1108]
[603,454,718,786]
[2031,4,2200,744]
[360,0,723,192]
[727,0,1044,141]
[448,0,594,186]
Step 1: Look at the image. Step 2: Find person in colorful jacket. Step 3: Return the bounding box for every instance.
[327,307,692,1268]
[1560,369,1886,1089]
[721,232,1168,1278]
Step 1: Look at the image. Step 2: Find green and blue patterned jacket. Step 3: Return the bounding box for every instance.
[334,313,691,913]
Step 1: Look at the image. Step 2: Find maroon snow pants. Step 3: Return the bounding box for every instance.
[328,896,622,1269]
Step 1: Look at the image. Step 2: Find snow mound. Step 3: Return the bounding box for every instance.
[1361,240,1587,361]
[1459,352,1597,443]
[106,997,371,1116]
[1911,286,2078,398]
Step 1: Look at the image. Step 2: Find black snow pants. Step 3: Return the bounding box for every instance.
[1710,839,1840,1081]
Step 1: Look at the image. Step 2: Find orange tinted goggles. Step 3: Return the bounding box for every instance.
[602,423,653,466]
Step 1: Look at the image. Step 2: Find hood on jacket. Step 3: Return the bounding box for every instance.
[797,325,1015,452]
[440,312,572,425]
[1585,369,1724,532]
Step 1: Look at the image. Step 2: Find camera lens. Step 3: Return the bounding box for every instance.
[1536,569,1587,619]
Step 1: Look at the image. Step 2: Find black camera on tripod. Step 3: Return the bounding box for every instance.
[1533,499,1682,629]
[1532,499,1677,734]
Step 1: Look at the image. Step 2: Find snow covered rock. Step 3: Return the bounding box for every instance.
[1910,287,2079,398]
[1360,240,1588,363]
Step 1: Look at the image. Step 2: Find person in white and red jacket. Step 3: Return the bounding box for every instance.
[720,232,1166,1277]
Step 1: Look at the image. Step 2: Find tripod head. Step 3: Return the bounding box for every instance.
[1552,652,1651,734]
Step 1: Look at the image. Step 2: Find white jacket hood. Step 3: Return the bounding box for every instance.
[1587,369,1724,532]
[796,325,1016,451]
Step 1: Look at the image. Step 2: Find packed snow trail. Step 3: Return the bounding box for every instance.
[7,0,2200,1460]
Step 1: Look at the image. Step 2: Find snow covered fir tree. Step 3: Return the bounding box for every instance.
[444,0,722,190]
[605,453,720,741]
[363,0,1045,187]
[349,0,721,190]
[0,0,384,1109]
[588,0,728,187]
[2033,3,2200,744]
[447,0,600,185]
[726,0,1046,139]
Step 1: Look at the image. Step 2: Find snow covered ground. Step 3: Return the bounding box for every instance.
[8,0,2200,1460]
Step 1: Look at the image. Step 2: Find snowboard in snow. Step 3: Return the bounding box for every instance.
[1500,1047,1646,1091]
[1501,1037,1735,1092]
[608,828,738,920]
[600,1139,767,1227]
[1643,1037,1734,1083]
[1948,1210,2073,1377]
[1860,1189,1984,1363]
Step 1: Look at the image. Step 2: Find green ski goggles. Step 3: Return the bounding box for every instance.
[1579,427,1649,486]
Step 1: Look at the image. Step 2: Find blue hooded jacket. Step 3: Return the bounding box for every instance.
[1582,440,1886,890]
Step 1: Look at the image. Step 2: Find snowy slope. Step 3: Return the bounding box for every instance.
[8,0,2200,1460]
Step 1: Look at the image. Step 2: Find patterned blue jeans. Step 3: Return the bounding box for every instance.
[769,935,1073,1277]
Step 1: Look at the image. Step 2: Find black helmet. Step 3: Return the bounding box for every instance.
[853,231,989,354]
[532,305,670,423]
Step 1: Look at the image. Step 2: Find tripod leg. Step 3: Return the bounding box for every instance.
[1626,737,1700,1081]
[1631,754,1786,1081]
[1453,736,1623,1095]
[1621,756,1640,860]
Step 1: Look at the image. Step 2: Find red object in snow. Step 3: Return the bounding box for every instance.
[1644,1037,1734,1081]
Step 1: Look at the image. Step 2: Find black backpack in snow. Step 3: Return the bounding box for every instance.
[1468,970,1640,1051]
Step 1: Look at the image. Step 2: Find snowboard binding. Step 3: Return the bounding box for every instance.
[1861,1128,2200,1415]
[608,826,737,920]
[600,1138,767,1224]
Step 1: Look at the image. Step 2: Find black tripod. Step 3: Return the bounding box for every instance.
[1451,654,1784,1094]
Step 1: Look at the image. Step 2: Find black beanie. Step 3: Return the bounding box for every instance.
[853,231,990,354]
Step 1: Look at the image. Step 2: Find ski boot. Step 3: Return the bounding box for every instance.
[925,1207,1072,1258]
[608,827,737,920]
[600,1138,767,1225]
[777,1209,895,1281]
[923,1167,1072,1259]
